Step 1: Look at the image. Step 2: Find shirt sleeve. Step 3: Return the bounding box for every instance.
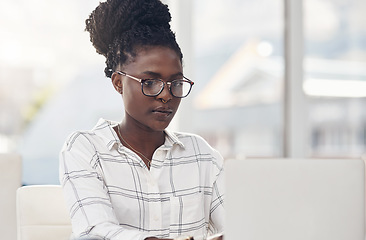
[59,132,151,240]
[208,150,225,235]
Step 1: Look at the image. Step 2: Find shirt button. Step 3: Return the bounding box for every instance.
[154,215,159,221]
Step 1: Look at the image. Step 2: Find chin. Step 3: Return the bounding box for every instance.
[151,121,172,132]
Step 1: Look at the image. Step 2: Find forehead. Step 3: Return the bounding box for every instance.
[122,46,183,75]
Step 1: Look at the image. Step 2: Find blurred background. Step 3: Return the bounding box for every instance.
[1,0,366,185]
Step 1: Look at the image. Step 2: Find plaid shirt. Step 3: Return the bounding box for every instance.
[59,119,224,240]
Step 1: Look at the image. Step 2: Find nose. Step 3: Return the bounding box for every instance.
[157,82,173,102]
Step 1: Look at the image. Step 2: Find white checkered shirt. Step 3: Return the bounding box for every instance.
[59,119,224,240]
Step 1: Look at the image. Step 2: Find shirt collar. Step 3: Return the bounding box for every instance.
[92,118,120,150]
[163,128,185,149]
[92,118,185,150]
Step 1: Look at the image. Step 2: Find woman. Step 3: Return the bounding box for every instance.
[59,0,224,239]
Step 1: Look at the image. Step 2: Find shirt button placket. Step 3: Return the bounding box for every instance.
[148,174,162,230]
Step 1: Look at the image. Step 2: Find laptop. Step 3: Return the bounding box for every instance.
[224,158,365,240]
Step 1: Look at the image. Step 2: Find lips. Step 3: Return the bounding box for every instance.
[152,106,174,120]
[152,106,173,115]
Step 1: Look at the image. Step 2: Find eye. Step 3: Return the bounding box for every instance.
[172,80,184,87]
[143,79,158,88]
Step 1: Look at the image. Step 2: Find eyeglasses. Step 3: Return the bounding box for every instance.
[116,71,194,98]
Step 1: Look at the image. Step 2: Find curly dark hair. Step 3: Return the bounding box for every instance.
[85,0,183,78]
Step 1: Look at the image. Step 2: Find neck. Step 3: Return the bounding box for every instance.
[120,120,165,147]
[117,118,165,163]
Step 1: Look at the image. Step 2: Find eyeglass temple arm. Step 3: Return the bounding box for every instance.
[116,71,142,83]
[184,77,194,85]
[118,71,194,86]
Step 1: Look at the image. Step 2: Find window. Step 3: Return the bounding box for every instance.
[184,0,284,158]
[304,0,366,157]
[2,0,366,184]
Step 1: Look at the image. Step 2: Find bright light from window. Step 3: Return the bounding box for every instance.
[0,39,22,65]
[257,41,273,57]
[303,78,366,97]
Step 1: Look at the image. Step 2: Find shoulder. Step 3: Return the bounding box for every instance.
[61,130,97,153]
[170,131,224,168]
[61,118,118,153]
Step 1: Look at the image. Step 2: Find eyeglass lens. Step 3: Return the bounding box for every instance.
[142,79,191,98]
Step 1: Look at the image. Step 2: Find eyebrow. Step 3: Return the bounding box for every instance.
[141,71,184,79]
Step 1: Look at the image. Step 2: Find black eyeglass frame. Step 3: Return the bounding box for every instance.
[116,71,194,98]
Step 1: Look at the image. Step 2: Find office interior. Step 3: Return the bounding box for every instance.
[1,0,366,239]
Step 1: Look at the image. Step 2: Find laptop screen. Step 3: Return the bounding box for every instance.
[225,158,365,240]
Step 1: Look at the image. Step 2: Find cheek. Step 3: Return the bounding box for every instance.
[123,92,143,109]
[122,83,140,102]
[173,98,181,110]
[122,87,149,113]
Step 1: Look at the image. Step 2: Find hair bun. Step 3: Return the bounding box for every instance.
[127,1,171,29]
[86,0,172,57]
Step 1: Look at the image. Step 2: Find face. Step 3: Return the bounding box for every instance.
[112,46,183,132]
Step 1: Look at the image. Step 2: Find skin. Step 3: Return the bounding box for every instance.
[111,46,222,240]
[111,45,182,169]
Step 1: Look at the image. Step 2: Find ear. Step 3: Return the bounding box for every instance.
[111,72,123,94]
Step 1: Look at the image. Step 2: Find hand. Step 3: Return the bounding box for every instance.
[206,233,224,240]
[208,236,223,240]
[145,238,173,240]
